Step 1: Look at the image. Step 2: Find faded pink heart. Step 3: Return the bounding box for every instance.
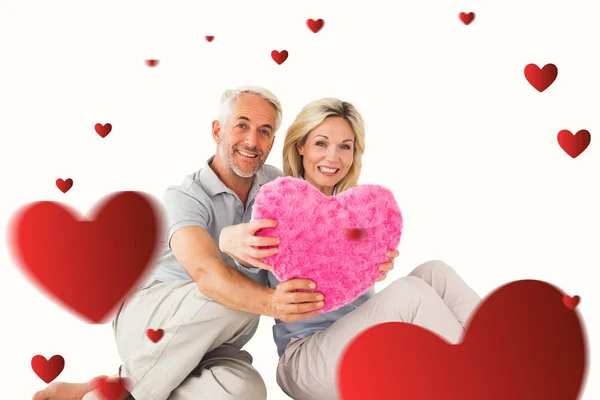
[253,177,402,312]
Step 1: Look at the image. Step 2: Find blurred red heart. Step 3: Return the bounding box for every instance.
[338,280,587,400]
[31,355,65,384]
[459,12,475,25]
[96,376,130,400]
[524,63,558,92]
[557,129,591,158]
[563,295,581,309]
[205,36,214,42]
[95,123,112,138]
[307,18,324,33]
[56,178,73,193]
[145,59,159,67]
[147,328,164,343]
[271,50,288,65]
[9,191,162,323]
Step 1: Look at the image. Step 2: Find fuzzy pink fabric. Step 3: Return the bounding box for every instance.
[253,176,403,312]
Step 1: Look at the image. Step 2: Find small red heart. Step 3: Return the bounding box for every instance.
[459,12,475,25]
[56,178,73,193]
[205,36,214,42]
[96,376,130,400]
[31,355,65,384]
[145,59,159,67]
[345,228,367,241]
[271,50,289,65]
[563,295,581,309]
[147,328,164,343]
[524,63,558,92]
[307,19,324,33]
[557,129,591,158]
[338,280,587,400]
[9,191,162,323]
[95,123,112,138]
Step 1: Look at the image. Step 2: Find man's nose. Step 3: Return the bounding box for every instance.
[244,130,259,146]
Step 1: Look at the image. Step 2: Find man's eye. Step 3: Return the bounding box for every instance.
[237,124,247,128]
[261,130,270,135]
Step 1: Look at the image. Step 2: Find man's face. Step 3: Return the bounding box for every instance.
[214,93,277,178]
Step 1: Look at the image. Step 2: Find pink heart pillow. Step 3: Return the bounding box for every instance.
[253,176,403,312]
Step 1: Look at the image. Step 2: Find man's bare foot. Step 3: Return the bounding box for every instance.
[32,375,108,400]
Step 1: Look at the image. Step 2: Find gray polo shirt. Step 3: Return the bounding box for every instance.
[147,155,283,284]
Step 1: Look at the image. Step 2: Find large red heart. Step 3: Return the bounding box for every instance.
[524,63,558,92]
[253,177,402,312]
[338,280,588,399]
[557,129,591,158]
[31,355,65,383]
[8,191,162,323]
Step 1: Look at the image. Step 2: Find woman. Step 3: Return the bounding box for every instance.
[219,98,482,399]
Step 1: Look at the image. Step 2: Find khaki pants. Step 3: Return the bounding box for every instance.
[83,279,267,400]
[276,260,482,400]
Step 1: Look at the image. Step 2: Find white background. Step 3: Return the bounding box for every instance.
[1,0,598,398]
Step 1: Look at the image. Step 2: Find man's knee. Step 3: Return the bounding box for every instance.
[207,364,267,400]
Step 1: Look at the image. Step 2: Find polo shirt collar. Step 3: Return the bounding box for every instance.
[200,155,271,198]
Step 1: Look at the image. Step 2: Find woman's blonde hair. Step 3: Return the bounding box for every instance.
[282,98,366,194]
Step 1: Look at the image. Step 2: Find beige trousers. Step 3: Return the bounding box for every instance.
[276,260,482,400]
[83,279,267,400]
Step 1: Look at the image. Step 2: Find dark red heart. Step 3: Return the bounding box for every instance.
[524,63,558,92]
[338,280,587,400]
[345,228,367,241]
[205,36,214,42]
[271,50,289,65]
[459,12,475,25]
[147,328,164,343]
[95,123,112,138]
[95,377,130,400]
[56,178,73,193]
[9,191,162,323]
[307,18,324,33]
[557,129,591,158]
[31,355,65,384]
[145,59,159,67]
[563,295,581,309]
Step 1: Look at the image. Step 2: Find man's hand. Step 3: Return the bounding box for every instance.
[219,219,280,271]
[375,249,400,282]
[268,279,324,323]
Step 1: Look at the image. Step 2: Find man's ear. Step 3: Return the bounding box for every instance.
[211,120,221,143]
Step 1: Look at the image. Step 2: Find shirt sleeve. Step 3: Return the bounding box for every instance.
[162,186,211,248]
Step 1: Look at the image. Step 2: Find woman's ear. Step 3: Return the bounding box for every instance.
[296,142,304,156]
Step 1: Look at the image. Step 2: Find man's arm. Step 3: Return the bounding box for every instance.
[170,225,276,316]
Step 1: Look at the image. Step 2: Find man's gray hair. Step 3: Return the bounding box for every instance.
[217,86,283,133]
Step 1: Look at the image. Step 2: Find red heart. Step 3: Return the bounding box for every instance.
[95,123,112,138]
[96,376,130,400]
[306,18,324,33]
[271,50,288,65]
[31,355,65,384]
[338,280,587,400]
[205,35,214,42]
[145,59,159,67]
[563,295,581,309]
[557,129,591,158]
[345,228,367,241]
[147,328,164,343]
[524,63,558,92]
[8,191,162,323]
[459,12,475,25]
[56,178,73,193]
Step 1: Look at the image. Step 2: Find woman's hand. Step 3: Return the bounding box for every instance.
[219,219,280,271]
[374,249,400,282]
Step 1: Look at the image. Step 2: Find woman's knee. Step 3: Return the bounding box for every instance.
[411,259,456,278]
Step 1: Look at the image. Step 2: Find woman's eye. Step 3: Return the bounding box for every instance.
[316,141,326,147]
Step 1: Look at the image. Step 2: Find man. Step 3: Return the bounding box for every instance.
[33,86,325,400]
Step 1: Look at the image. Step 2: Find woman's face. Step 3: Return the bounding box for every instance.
[297,117,355,195]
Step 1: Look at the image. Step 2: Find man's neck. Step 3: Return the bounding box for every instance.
[210,157,253,206]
